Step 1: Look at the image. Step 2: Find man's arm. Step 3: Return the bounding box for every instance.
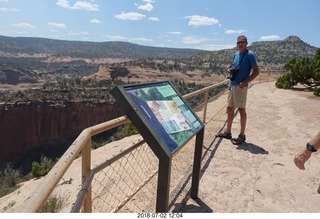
[239,65,259,88]
[294,131,320,170]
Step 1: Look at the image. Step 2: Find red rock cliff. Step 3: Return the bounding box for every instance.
[0,102,124,168]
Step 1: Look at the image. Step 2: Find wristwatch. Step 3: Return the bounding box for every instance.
[306,143,317,152]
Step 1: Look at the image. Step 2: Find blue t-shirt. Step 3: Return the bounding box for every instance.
[231,50,258,86]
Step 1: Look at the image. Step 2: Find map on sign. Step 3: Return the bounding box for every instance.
[124,81,202,153]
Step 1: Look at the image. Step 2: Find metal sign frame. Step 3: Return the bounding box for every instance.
[111,81,204,212]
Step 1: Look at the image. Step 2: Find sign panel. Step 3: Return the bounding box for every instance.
[113,81,203,156]
[112,81,204,211]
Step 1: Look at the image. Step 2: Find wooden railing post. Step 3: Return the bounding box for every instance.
[82,138,92,212]
[202,89,209,123]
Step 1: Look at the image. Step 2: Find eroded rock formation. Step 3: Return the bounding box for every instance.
[0,102,124,169]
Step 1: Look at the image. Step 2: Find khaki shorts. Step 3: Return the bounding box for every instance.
[227,85,248,108]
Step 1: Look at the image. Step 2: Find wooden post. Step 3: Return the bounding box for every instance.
[82,138,92,212]
[202,90,209,124]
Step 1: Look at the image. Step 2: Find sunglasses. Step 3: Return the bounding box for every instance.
[237,41,246,44]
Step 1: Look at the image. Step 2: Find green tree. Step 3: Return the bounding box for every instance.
[312,49,320,81]
[276,48,320,96]
[31,161,46,178]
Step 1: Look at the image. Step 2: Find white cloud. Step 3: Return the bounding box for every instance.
[130,37,153,43]
[48,22,66,28]
[79,31,89,35]
[104,35,152,43]
[195,44,235,51]
[185,15,219,28]
[49,29,59,33]
[68,31,89,36]
[143,0,155,3]
[11,30,29,35]
[90,19,101,24]
[56,0,99,11]
[225,29,246,34]
[105,35,127,41]
[56,0,69,8]
[0,7,20,12]
[148,17,159,21]
[168,32,182,35]
[106,35,127,41]
[181,36,208,44]
[12,23,36,30]
[260,35,281,41]
[68,32,80,36]
[115,12,145,21]
[138,3,153,11]
[73,1,98,11]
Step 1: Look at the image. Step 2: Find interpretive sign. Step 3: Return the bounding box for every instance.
[111,81,204,212]
[111,81,203,157]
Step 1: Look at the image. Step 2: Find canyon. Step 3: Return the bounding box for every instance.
[0,101,124,171]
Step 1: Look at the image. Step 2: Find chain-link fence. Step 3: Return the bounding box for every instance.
[91,142,158,212]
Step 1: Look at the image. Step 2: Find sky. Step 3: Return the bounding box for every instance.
[0,0,319,51]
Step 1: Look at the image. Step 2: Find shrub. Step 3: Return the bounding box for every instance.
[1,201,16,212]
[31,162,46,178]
[31,156,56,178]
[276,48,320,96]
[40,156,56,172]
[0,164,22,198]
[40,194,66,213]
[113,122,139,141]
[314,86,320,96]
[275,74,293,89]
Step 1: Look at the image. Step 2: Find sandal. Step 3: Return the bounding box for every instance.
[231,134,246,145]
[215,132,232,139]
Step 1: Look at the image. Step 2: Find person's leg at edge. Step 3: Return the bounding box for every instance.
[238,107,246,137]
[226,106,235,134]
[215,86,235,138]
[227,86,247,144]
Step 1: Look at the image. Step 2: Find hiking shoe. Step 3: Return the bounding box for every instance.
[215,132,232,140]
[231,134,246,145]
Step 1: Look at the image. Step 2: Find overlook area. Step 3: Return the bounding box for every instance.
[1,0,320,212]
[1,81,319,213]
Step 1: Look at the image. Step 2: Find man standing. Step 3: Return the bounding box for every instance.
[216,35,260,145]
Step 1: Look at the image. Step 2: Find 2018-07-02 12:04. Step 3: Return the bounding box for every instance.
[136,213,183,218]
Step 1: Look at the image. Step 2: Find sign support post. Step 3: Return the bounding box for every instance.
[156,157,172,212]
[190,126,204,198]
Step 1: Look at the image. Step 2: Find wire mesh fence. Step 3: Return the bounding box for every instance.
[90,142,158,212]
[87,132,198,213]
